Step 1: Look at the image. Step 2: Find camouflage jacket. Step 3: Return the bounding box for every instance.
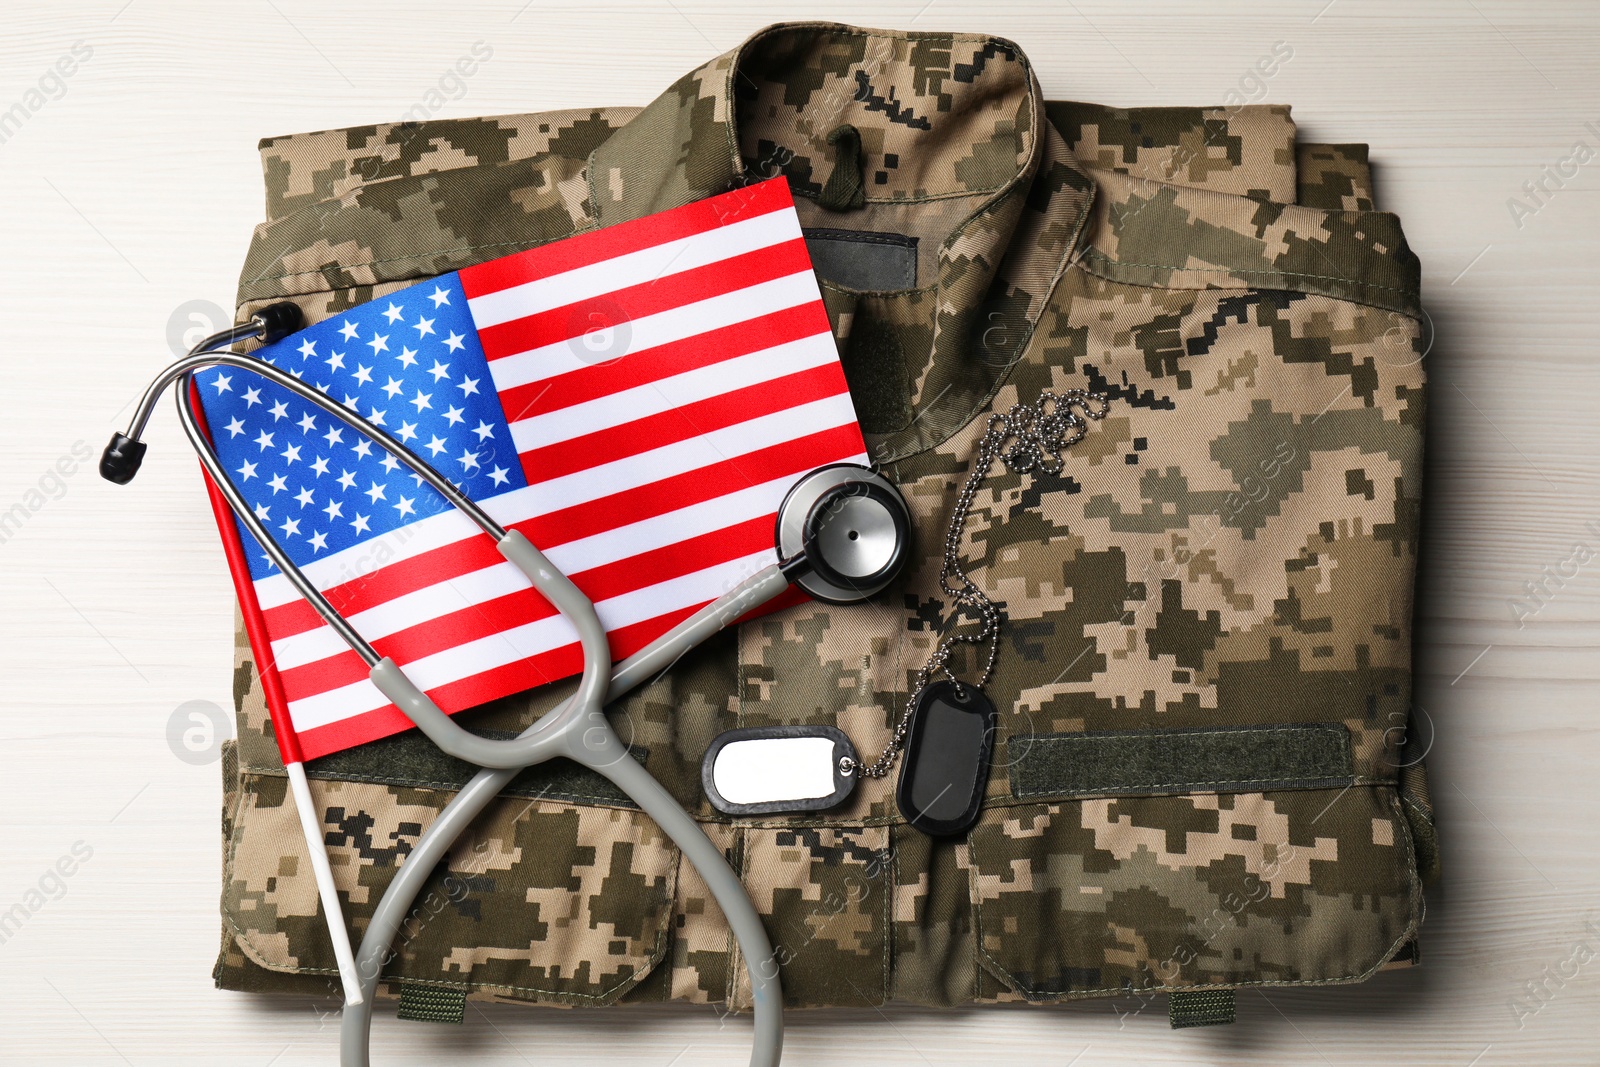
[216,21,1435,1021]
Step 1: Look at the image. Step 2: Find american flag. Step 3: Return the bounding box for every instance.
[197,177,866,761]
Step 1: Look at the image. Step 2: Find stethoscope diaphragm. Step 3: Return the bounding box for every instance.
[775,463,910,604]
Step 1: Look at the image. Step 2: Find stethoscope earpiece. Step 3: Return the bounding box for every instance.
[100,302,305,487]
[99,432,147,484]
[251,301,304,343]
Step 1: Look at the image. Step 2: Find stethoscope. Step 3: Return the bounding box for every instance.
[102,302,912,1067]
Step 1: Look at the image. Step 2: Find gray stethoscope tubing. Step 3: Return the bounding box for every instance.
[172,377,786,1063]
[110,303,913,1067]
[111,320,795,1067]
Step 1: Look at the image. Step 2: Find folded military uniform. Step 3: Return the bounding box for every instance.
[216,21,1435,1024]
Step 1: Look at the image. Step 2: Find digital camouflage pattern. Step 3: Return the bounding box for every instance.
[216,21,1433,1015]
[1296,141,1378,211]
[1044,100,1298,202]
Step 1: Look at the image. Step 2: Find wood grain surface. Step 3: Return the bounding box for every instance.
[1,1,1595,1063]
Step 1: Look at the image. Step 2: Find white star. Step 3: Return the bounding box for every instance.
[294,486,315,508]
[211,372,232,394]
[326,350,345,372]
[394,496,416,518]
[427,360,451,382]
[364,481,387,504]
[366,406,386,426]
[382,303,404,324]
[254,429,275,452]
[350,513,371,534]
[253,502,270,520]
[353,364,374,386]
[382,376,404,398]
[457,449,481,473]
[322,426,344,448]
[224,417,246,438]
[297,338,317,359]
[280,516,301,538]
[396,421,419,443]
[296,412,317,433]
[323,498,343,520]
[457,375,480,397]
[367,333,389,355]
[268,400,289,421]
[471,419,495,441]
[241,386,261,408]
[353,439,374,459]
[442,405,465,427]
[424,435,447,457]
[267,473,288,494]
[337,469,358,491]
[409,389,432,412]
[442,331,466,353]
[281,443,302,466]
[396,346,418,368]
[310,455,330,477]
[428,286,450,308]
[236,460,258,481]
[380,453,400,474]
[338,320,360,341]
[308,530,329,552]
[342,393,360,409]
[487,465,510,487]
[413,315,435,337]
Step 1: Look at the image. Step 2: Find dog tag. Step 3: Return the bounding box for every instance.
[702,726,857,816]
[895,680,997,837]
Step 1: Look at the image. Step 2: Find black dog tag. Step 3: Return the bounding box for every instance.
[895,680,997,837]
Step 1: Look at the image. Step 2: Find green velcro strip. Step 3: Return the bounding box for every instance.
[305,727,648,807]
[396,982,466,1025]
[1170,988,1235,1029]
[1008,722,1352,800]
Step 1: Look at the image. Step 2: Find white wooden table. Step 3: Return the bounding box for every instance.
[1,1,1595,1063]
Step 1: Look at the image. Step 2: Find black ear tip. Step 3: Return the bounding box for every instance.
[251,302,303,344]
[99,432,147,484]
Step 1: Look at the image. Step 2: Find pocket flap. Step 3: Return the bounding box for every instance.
[223,773,677,1005]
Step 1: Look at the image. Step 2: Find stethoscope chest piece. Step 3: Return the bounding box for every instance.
[776,464,910,604]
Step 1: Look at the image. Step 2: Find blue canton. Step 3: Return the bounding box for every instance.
[199,274,527,581]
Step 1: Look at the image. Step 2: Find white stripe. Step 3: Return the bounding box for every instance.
[251,459,857,612]
[271,561,526,671]
[514,394,860,506]
[509,331,839,452]
[287,551,775,732]
[488,271,822,392]
[465,208,802,329]
[267,472,809,670]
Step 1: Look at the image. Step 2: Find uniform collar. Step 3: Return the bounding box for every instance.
[588,22,1095,460]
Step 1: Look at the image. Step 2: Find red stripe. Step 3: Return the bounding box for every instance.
[495,303,832,424]
[517,363,852,484]
[262,530,509,638]
[476,239,815,362]
[458,177,794,300]
[256,422,854,641]
[275,518,774,695]
[291,597,714,761]
[519,424,867,547]
[261,433,865,714]
[294,655,568,762]
[259,473,787,639]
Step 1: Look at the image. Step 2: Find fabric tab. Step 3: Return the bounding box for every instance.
[1008,722,1353,799]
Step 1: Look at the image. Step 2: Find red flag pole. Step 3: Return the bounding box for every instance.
[188,379,365,1005]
